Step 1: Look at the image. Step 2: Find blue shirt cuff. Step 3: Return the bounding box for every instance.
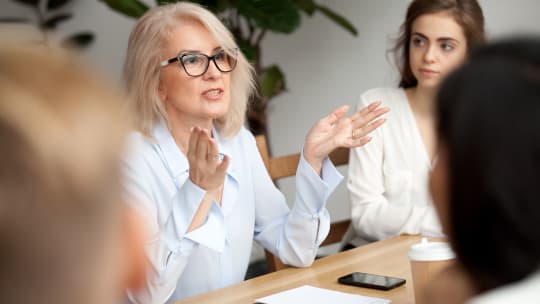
[293,152,343,216]
[184,202,227,253]
[167,178,207,240]
[320,156,343,200]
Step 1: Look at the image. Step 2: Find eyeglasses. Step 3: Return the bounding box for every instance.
[159,48,238,77]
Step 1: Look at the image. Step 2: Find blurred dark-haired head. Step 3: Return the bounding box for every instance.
[432,37,540,292]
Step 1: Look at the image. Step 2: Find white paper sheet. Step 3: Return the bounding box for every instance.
[254,285,391,304]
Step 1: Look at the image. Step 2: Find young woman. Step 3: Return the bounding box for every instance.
[347,0,485,244]
[122,2,387,303]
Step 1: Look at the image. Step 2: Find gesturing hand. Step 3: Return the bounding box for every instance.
[187,127,229,193]
[303,101,389,174]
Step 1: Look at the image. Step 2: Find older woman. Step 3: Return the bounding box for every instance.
[122,2,387,303]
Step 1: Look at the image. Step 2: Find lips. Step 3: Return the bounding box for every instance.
[202,88,224,100]
[419,68,439,77]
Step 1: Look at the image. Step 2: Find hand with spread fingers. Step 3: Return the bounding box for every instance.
[187,126,229,193]
[303,101,389,174]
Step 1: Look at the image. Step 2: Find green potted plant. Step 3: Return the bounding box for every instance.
[101,0,358,137]
[0,0,94,48]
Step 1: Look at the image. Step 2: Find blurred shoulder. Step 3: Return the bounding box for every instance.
[469,270,540,304]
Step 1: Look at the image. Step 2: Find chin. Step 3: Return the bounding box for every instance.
[204,95,230,115]
[418,79,441,90]
[208,106,229,119]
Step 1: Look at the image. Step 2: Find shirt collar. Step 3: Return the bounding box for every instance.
[211,127,239,183]
[152,119,239,182]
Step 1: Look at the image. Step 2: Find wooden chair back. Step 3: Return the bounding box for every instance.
[255,135,351,272]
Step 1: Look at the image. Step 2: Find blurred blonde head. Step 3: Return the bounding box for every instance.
[0,39,141,304]
[124,2,255,138]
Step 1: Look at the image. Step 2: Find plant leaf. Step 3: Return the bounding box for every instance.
[42,13,72,29]
[214,0,230,12]
[237,40,257,63]
[11,0,39,7]
[0,17,31,23]
[99,0,149,18]
[315,4,358,36]
[47,0,72,10]
[155,0,176,5]
[237,0,300,34]
[292,0,316,16]
[61,32,94,49]
[157,0,226,12]
[184,0,228,12]
[260,65,286,99]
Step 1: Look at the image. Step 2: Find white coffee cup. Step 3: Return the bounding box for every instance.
[408,238,455,304]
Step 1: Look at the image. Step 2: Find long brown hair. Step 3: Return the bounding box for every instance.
[393,0,485,88]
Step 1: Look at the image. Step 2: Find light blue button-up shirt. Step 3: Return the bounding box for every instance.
[123,121,342,303]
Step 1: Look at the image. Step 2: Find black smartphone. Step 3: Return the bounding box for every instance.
[337,272,406,291]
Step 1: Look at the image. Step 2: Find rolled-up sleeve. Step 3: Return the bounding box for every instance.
[252,136,343,268]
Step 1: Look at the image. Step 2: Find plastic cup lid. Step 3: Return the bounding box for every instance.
[408,238,456,261]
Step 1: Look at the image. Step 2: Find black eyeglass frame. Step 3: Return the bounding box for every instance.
[159,48,238,77]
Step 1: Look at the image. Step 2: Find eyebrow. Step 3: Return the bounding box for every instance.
[412,32,460,44]
[176,46,223,56]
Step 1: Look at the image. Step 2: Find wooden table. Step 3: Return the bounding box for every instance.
[174,235,423,304]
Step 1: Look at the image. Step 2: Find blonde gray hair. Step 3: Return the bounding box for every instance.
[124,2,255,138]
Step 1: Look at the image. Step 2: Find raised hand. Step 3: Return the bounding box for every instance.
[187,127,229,193]
[303,101,389,174]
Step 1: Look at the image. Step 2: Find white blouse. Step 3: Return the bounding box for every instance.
[123,120,342,303]
[347,87,442,243]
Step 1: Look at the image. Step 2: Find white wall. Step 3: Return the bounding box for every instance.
[262,1,409,225]
[261,0,540,226]
[2,0,540,259]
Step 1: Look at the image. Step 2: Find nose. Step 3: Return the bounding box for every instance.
[423,45,437,64]
[203,59,222,79]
